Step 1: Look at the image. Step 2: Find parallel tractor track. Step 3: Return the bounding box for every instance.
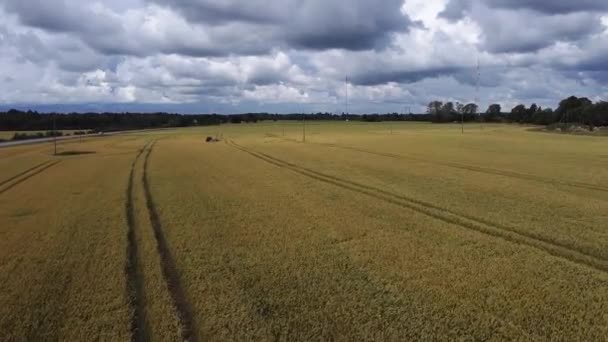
[125,142,152,342]
[227,140,608,274]
[266,133,608,194]
[125,140,197,341]
[0,160,61,195]
[142,142,198,342]
[319,142,608,194]
[0,161,53,187]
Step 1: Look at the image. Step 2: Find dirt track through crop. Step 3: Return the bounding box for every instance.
[0,161,52,187]
[228,140,608,274]
[321,142,608,194]
[0,160,61,195]
[267,133,608,194]
[125,142,151,342]
[142,141,198,342]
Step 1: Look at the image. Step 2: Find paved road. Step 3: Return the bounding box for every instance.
[0,128,174,148]
[0,131,136,148]
[0,134,101,148]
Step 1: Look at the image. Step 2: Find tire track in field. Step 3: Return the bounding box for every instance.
[0,161,53,187]
[227,140,608,274]
[267,133,608,194]
[125,142,151,342]
[320,143,608,194]
[142,141,198,342]
[0,160,61,195]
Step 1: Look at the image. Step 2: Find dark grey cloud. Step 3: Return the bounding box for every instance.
[1,1,276,58]
[439,0,472,20]
[247,72,283,86]
[285,0,409,50]
[0,24,109,72]
[149,0,285,23]
[178,85,236,97]
[486,0,608,14]
[452,68,503,88]
[3,0,410,58]
[3,0,120,35]
[441,0,608,20]
[352,67,461,86]
[149,0,410,51]
[576,56,608,72]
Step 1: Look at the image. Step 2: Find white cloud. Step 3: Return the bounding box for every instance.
[0,0,607,113]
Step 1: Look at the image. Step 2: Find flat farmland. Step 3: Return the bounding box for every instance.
[0,122,607,340]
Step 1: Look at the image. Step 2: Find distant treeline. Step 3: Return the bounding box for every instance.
[228,113,432,123]
[0,111,226,132]
[0,110,431,134]
[1,95,606,139]
[427,96,608,128]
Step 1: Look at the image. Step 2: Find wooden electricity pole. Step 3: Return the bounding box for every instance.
[461,110,464,134]
[53,114,57,155]
[302,114,306,143]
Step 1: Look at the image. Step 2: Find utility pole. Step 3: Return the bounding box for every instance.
[53,114,57,155]
[461,104,464,135]
[302,113,306,143]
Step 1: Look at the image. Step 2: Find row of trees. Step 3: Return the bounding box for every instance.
[0,110,227,132]
[507,97,608,128]
[0,110,432,133]
[427,96,608,128]
[427,101,480,123]
[1,96,606,137]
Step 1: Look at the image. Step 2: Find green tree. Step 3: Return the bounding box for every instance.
[556,96,593,123]
[485,104,502,122]
[582,102,608,129]
[509,104,527,123]
[427,101,443,115]
[440,102,457,123]
[531,108,555,125]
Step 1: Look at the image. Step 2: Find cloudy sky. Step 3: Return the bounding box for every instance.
[0,0,607,114]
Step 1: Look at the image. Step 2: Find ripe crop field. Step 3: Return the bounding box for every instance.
[0,122,607,340]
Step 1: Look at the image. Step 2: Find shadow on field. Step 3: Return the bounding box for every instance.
[55,150,96,156]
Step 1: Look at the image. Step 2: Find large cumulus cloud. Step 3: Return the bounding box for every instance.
[0,0,607,113]
[149,0,411,50]
[440,0,606,53]
[3,0,412,56]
